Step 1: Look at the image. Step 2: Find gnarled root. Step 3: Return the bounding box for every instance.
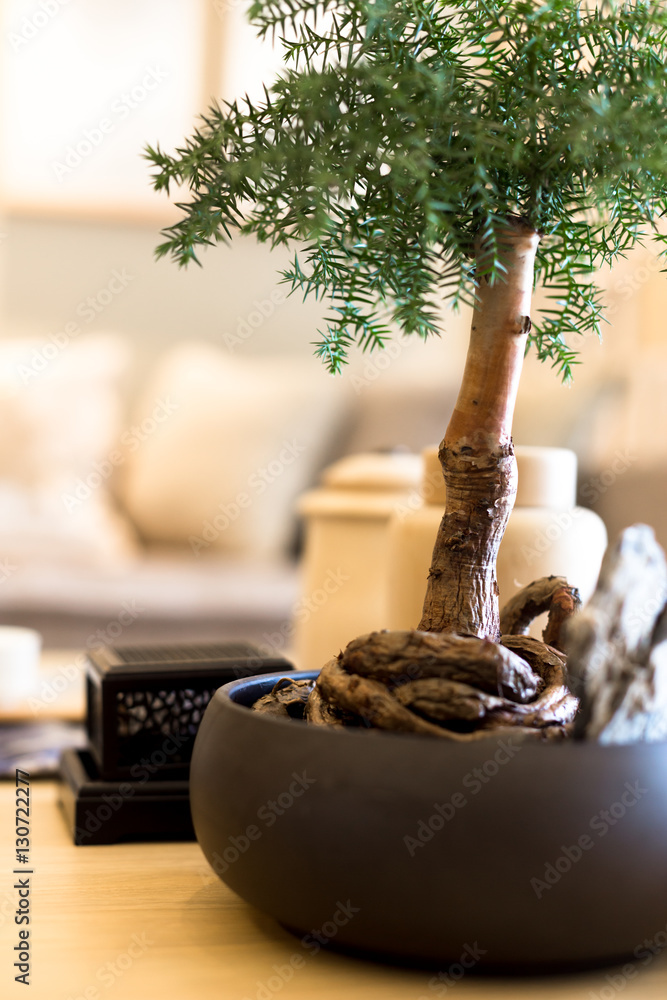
[499,635,579,729]
[341,630,540,702]
[499,575,581,651]
[254,577,581,740]
[253,677,314,718]
[395,637,575,731]
[307,628,578,738]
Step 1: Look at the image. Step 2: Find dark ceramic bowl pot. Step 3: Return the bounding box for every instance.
[190,670,667,970]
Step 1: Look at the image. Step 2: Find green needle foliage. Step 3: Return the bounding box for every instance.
[146,0,667,380]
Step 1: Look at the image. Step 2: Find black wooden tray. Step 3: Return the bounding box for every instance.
[58,747,195,845]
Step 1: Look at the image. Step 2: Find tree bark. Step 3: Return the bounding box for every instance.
[419,217,540,640]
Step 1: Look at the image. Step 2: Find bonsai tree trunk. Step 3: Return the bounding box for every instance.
[260,218,583,737]
[419,217,541,640]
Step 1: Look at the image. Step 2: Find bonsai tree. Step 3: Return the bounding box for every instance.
[146,0,667,737]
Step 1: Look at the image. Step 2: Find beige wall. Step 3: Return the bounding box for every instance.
[0,209,475,423]
[2,208,666,447]
[0,212,329,398]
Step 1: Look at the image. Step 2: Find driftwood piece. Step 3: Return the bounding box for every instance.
[253,677,314,719]
[499,575,581,651]
[341,630,541,704]
[566,525,667,741]
[595,644,667,744]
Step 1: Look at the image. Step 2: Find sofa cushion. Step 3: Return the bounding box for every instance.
[116,342,349,558]
[0,333,138,568]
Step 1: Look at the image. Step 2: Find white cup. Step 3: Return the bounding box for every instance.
[0,627,41,708]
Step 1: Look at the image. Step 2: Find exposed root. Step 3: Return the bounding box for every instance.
[253,580,582,740]
[499,575,581,652]
[341,630,540,703]
[304,683,353,727]
[394,678,489,723]
[395,638,575,730]
[499,635,579,728]
[542,586,581,651]
[253,677,314,719]
[317,657,454,737]
[316,656,550,741]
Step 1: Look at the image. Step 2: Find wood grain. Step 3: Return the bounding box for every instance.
[2,782,667,999]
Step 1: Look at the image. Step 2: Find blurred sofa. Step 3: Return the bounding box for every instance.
[0,325,664,652]
[0,332,458,650]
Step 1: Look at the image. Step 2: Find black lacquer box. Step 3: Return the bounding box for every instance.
[85,641,292,781]
[58,641,293,844]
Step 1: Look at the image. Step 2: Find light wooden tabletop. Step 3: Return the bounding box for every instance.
[1,782,667,1000]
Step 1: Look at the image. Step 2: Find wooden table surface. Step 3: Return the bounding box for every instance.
[1,782,667,1000]
[1,652,667,999]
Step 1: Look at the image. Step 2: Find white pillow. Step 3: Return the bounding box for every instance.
[117,342,349,558]
[0,333,138,567]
